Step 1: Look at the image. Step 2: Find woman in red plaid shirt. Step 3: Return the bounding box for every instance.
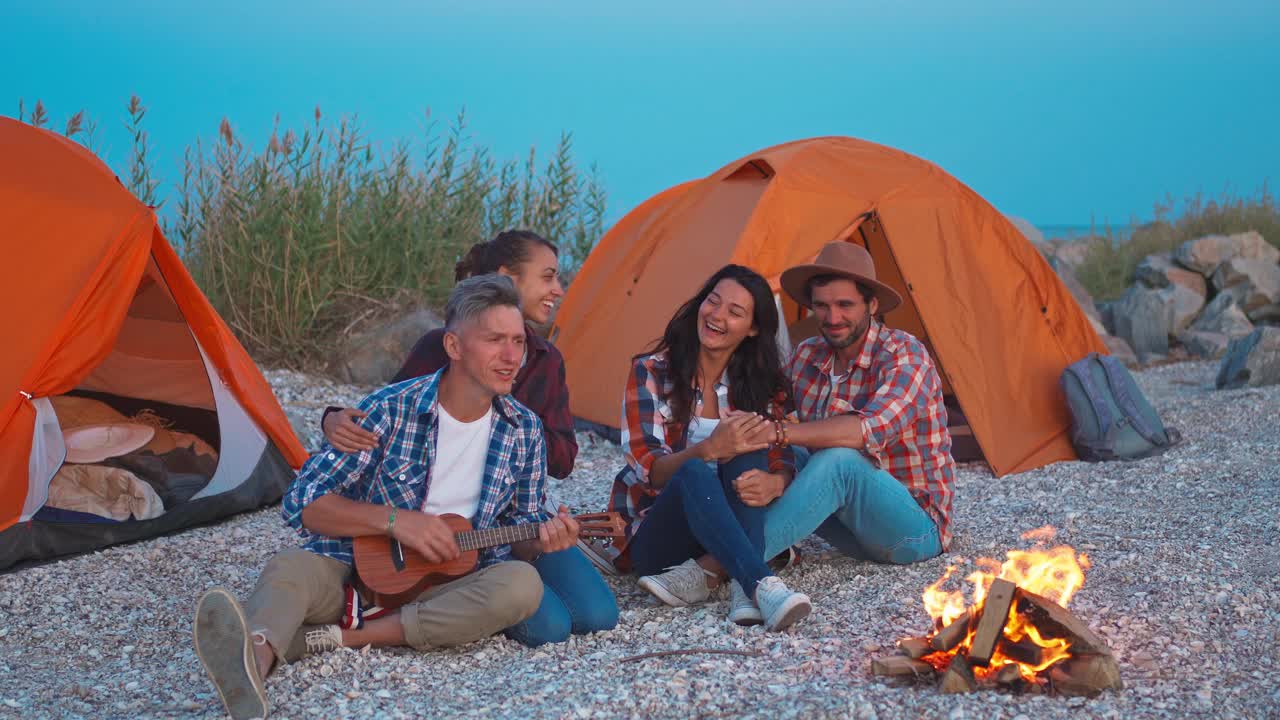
[611,265,813,632]
[753,242,955,567]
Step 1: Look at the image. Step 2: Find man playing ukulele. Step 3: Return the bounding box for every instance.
[193,275,579,720]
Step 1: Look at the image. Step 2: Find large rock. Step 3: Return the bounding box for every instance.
[1180,330,1230,360]
[1216,327,1280,390]
[1134,253,1207,297]
[1211,257,1280,313]
[332,308,444,385]
[1110,286,1173,363]
[1101,334,1139,368]
[1186,292,1254,338]
[1248,303,1280,325]
[1044,236,1097,270]
[1048,256,1102,324]
[1161,284,1207,336]
[1007,215,1045,246]
[1174,231,1280,276]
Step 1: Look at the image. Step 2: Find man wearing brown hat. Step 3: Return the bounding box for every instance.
[737,241,955,565]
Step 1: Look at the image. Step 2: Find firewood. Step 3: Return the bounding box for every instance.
[1016,590,1111,656]
[896,637,932,659]
[870,655,935,677]
[991,663,1024,687]
[930,611,972,652]
[1048,653,1123,696]
[996,636,1044,668]
[940,653,977,694]
[969,578,1016,666]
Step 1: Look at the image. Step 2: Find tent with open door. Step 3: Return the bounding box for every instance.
[0,118,308,570]
[551,136,1107,477]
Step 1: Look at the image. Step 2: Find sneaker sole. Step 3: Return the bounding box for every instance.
[637,576,694,607]
[764,594,812,632]
[193,588,269,720]
[728,608,764,626]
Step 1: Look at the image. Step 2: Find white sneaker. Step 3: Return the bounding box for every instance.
[637,559,713,607]
[304,625,344,655]
[754,576,811,631]
[727,580,764,626]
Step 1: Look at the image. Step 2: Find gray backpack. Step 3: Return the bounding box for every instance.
[1060,353,1182,462]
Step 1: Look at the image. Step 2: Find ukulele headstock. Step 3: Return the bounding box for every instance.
[573,511,626,539]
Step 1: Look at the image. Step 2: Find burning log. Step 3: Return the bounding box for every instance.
[930,610,971,652]
[968,578,1016,666]
[895,636,932,659]
[990,663,1024,688]
[995,635,1044,668]
[1016,589,1111,656]
[871,655,936,678]
[940,653,977,694]
[1048,653,1123,697]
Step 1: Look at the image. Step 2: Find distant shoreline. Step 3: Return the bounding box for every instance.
[1036,223,1134,240]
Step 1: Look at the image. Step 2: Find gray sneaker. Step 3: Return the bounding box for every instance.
[193,588,270,720]
[727,580,764,626]
[637,558,713,607]
[754,576,811,631]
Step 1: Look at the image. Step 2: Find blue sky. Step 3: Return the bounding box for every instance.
[3,0,1278,229]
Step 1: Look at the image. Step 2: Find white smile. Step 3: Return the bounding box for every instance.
[704,320,726,336]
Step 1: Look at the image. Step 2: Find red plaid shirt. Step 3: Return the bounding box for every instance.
[609,352,793,571]
[788,320,955,549]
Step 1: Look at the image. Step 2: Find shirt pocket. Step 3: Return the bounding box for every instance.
[378,456,427,506]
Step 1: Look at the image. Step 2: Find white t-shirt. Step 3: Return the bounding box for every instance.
[424,405,494,518]
[687,415,721,468]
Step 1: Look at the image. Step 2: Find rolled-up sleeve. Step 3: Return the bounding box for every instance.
[282,399,390,534]
[619,357,671,493]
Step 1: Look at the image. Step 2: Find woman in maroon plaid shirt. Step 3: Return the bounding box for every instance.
[613,265,813,632]
[319,231,616,648]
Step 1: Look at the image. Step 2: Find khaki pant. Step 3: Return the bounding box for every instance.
[244,548,542,664]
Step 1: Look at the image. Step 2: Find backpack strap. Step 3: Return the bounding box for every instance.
[1066,354,1115,439]
[1062,355,1121,460]
[1095,355,1168,446]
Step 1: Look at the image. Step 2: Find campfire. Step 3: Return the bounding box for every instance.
[871,527,1122,696]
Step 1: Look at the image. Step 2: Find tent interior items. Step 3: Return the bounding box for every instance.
[0,118,307,571]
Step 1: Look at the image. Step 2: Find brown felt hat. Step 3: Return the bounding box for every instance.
[779,241,902,314]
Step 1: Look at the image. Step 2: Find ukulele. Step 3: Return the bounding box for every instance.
[353,511,625,609]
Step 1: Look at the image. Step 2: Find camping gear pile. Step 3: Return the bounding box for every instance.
[0,118,306,570]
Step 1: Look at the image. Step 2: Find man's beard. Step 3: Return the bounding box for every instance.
[821,314,871,350]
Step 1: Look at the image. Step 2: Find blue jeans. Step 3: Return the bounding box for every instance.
[628,451,772,593]
[504,547,618,647]
[763,448,942,564]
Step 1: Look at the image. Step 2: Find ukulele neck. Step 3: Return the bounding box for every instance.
[455,523,541,552]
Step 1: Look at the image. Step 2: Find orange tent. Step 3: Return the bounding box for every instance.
[552,137,1106,476]
[0,118,307,569]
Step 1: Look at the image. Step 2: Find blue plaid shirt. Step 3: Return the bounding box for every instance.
[282,368,551,567]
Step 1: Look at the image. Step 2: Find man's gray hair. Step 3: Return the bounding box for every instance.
[445,273,523,331]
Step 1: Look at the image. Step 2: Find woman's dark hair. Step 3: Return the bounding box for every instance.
[639,264,790,430]
[455,230,559,282]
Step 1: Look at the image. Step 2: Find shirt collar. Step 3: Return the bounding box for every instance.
[415,367,521,428]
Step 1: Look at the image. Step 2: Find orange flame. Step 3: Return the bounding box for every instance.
[918,528,1088,681]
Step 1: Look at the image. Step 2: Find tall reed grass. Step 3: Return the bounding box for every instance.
[1072,187,1279,302]
[18,98,608,368]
